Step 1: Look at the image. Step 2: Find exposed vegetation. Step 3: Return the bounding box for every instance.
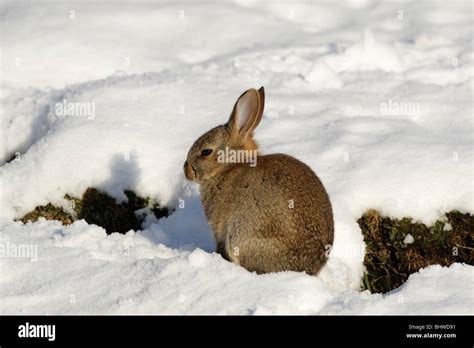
[20,203,74,225]
[20,188,169,234]
[358,209,473,293]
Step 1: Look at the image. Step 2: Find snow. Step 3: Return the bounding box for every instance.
[305,62,343,89]
[1,0,473,314]
[403,234,414,245]
[1,220,472,315]
[319,263,474,315]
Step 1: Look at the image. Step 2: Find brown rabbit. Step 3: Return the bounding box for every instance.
[184,87,334,275]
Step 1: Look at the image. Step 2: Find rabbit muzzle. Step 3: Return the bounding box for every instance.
[184,160,197,181]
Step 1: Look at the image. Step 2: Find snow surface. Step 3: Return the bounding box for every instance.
[1,0,473,314]
[1,220,473,315]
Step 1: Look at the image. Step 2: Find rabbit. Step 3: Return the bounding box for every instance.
[184,87,334,275]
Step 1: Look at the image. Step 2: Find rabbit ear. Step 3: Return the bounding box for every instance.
[228,87,265,138]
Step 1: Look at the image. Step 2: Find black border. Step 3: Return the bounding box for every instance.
[0,315,472,346]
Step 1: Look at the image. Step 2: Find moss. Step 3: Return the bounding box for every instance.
[20,203,74,225]
[358,210,473,294]
[151,203,169,220]
[124,190,149,210]
[72,188,141,233]
[21,188,170,234]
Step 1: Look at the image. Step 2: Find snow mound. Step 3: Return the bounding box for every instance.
[1,220,472,314]
[320,264,474,315]
[305,62,343,89]
[322,29,404,73]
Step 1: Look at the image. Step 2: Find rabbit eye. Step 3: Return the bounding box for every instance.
[201,149,213,156]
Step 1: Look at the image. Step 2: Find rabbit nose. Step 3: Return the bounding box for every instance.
[184,161,196,181]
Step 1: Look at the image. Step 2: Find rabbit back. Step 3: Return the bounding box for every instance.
[200,153,334,275]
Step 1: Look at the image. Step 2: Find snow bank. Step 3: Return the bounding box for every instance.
[1,220,472,314]
[320,263,474,315]
[1,0,472,314]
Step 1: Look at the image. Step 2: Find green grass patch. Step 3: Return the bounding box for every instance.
[358,209,473,293]
[20,203,74,225]
[20,187,169,234]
